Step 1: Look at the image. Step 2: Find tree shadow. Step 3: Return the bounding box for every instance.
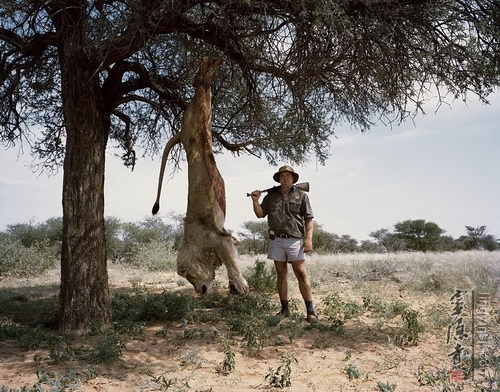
[0,284,59,328]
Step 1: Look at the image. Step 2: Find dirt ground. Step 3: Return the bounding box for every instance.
[0,255,497,391]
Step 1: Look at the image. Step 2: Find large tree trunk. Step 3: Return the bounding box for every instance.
[57,7,111,334]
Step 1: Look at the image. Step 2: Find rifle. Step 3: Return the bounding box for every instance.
[246,182,310,197]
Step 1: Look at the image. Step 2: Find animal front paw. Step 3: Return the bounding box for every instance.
[229,276,249,294]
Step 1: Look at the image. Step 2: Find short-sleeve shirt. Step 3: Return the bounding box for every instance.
[260,186,314,238]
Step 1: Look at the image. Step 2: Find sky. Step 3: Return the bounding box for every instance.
[1,92,499,242]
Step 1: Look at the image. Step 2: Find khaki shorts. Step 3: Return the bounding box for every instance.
[267,237,305,262]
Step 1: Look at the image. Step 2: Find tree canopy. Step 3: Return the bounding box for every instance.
[394,219,445,252]
[460,225,499,250]
[1,0,499,332]
[2,0,499,169]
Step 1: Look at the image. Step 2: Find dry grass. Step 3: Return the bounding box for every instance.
[0,251,499,392]
[304,251,500,294]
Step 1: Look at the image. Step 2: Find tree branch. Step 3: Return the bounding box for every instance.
[103,60,188,111]
[212,129,270,154]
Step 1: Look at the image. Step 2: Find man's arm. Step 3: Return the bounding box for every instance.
[303,218,314,253]
[251,190,265,218]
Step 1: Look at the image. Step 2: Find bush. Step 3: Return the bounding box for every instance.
[321,292,363,322]
[0,237,58,277]
[244,259,276,292]
[122,239,176,271]
[86,333,124,364]
[112,288,197,323]
[266,353,298,388]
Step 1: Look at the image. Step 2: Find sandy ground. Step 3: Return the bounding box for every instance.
[0,255,498,391]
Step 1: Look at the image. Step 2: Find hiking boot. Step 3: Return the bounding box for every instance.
[306,311,319,323]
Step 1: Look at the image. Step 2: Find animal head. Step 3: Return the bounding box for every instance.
[181,271,213,295]
[176,244,223,294]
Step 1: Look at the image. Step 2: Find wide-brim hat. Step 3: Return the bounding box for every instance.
[273,165,299,183]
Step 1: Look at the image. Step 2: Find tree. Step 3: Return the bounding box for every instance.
[2,0,499,333]
[460,225,499,251]
[6,221,44,248]
[104,216,123,262]
[338,234,359,253]
[119,215,175,260]
[237,221,269,254]
[6,217,62,248]
[312,222,339,254]
[312,225,359,254]
[369,228,405,252]
[166,212,186,251]
[436,235,461,252]
[359,240,381,253]
[393,219,445,252]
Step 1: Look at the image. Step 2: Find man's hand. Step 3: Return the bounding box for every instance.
[303,238,313,253]
[304,218,314,253]
[251,190,264,218]
[250,190,261,201]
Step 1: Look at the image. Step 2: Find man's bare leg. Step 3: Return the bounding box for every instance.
[274,261,289,316]
[291,260,318,322]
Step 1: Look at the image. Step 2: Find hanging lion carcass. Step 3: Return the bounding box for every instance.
[152,57,249,295]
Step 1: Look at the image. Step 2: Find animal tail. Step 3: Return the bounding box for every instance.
[152,133,181,215]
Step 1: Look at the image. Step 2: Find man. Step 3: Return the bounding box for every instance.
[250,165,318,323]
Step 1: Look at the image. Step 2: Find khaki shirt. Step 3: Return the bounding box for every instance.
[260,186,314,238]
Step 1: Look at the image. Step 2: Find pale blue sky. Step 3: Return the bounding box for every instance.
[1,92,499,241]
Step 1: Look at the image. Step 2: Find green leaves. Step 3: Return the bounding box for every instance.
[394,219,445,252]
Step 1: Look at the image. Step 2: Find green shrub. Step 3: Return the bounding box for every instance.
[344,363,362,379]
[123,239,176,271]
[417,367,450,388]
[266,353,297,388]
[0,237,57,277]
[401,309,424,345]
[112,289,197,323]
[221,344,236,373]
[385,300,409,319]
[49,339,76,363]
[0,318,61,351]
[244,259,276,292]
[213,327,236,374]
[225,293,273,321]
[278,317,306,344]
[149,374,177,390]
[241,316,268,351]
[0,317,24,341]
[321,292,363,322]
[362,292,387,313]
[18,326,51,350]
[86,333,123,364]
[377,381,397,391]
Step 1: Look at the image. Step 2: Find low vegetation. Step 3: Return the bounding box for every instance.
[1,216,498,278]
[0,248,499,391]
